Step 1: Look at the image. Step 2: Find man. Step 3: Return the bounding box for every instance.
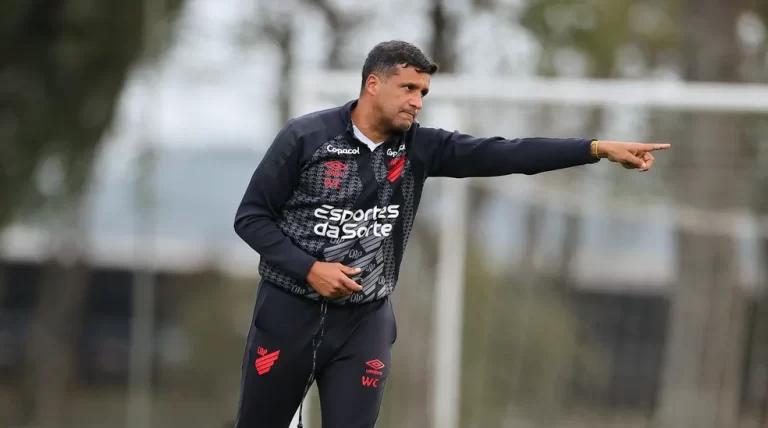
[233,40,670,428]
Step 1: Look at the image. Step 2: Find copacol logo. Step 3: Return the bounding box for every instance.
[386,144,405,157]
[327,145,360,155]
[313,204,400,239]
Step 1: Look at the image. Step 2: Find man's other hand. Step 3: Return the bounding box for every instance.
[596,141,671,172]
[306,262,363,299]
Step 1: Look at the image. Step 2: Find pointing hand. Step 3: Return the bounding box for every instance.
[594,141,671,172]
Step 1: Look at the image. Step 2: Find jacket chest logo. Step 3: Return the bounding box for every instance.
[324,160,347,189]
[387,154,406,183]
[327,145,360,155]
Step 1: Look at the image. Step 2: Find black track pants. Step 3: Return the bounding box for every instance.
[233,281,398,428]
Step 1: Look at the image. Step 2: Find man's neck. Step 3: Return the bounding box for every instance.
[351,100,389,143]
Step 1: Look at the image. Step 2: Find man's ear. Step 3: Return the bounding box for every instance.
[364,74,380,96]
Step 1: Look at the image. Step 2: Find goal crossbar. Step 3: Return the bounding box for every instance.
[297,70,768,113]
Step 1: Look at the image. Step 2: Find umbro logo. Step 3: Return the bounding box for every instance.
[365,359,385,376]
[366,360,385,370]
[324,160,347,189]
[324,160,348,171]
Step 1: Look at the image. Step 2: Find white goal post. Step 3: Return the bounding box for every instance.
[293,70,768,428]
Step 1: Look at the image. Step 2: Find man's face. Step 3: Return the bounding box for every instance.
[370,65,430,133]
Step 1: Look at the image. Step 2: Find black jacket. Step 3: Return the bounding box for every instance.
[234,100,597,304]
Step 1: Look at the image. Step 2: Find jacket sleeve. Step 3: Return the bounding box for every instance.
[420,127,599,178]
[234,121,317,280]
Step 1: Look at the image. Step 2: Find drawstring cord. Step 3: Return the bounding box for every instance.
[297,299,328,428]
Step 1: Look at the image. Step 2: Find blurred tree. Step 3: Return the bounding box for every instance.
[250,1,295,126]
[655,1,749,427]
[519,0,679,77]
[171,266,249,404]
[459,0,497,250]
[518,0,678,290]
[429,0,458,73]
[0,0,182,229]
[455,243,609,427]
[743,6,768,424]
[305,0,368,70]
[0,1,185,426]
[245,0,369,126]
[515,1,761,426]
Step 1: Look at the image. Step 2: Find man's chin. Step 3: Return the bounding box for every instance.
[392,119,413,132]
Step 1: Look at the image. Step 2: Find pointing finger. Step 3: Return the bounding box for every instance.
[646,143,671,151]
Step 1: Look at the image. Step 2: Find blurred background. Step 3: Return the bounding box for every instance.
[2,0,768,427]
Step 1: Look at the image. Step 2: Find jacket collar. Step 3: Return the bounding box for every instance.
[340,99,407,146]
[340,99,357,136]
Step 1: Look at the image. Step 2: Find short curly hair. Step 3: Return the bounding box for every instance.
[361,40,439,90]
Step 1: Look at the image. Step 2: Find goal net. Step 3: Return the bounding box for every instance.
[294,70,768,428]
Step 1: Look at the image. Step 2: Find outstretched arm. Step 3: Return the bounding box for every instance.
[420,127,670,177]
[422,127,599,178]
[234,122,317,280]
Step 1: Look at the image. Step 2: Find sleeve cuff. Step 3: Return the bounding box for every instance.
[286,253,318,281]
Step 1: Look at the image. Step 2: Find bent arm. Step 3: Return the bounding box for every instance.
[423,127,598,178]
[234,123,317,280]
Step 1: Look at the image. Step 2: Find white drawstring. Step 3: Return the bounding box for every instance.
[297,299,328,428]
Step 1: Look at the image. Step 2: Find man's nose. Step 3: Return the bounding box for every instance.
[410,95,422,110]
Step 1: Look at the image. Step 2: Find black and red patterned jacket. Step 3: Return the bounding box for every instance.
[234,100,597,304]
